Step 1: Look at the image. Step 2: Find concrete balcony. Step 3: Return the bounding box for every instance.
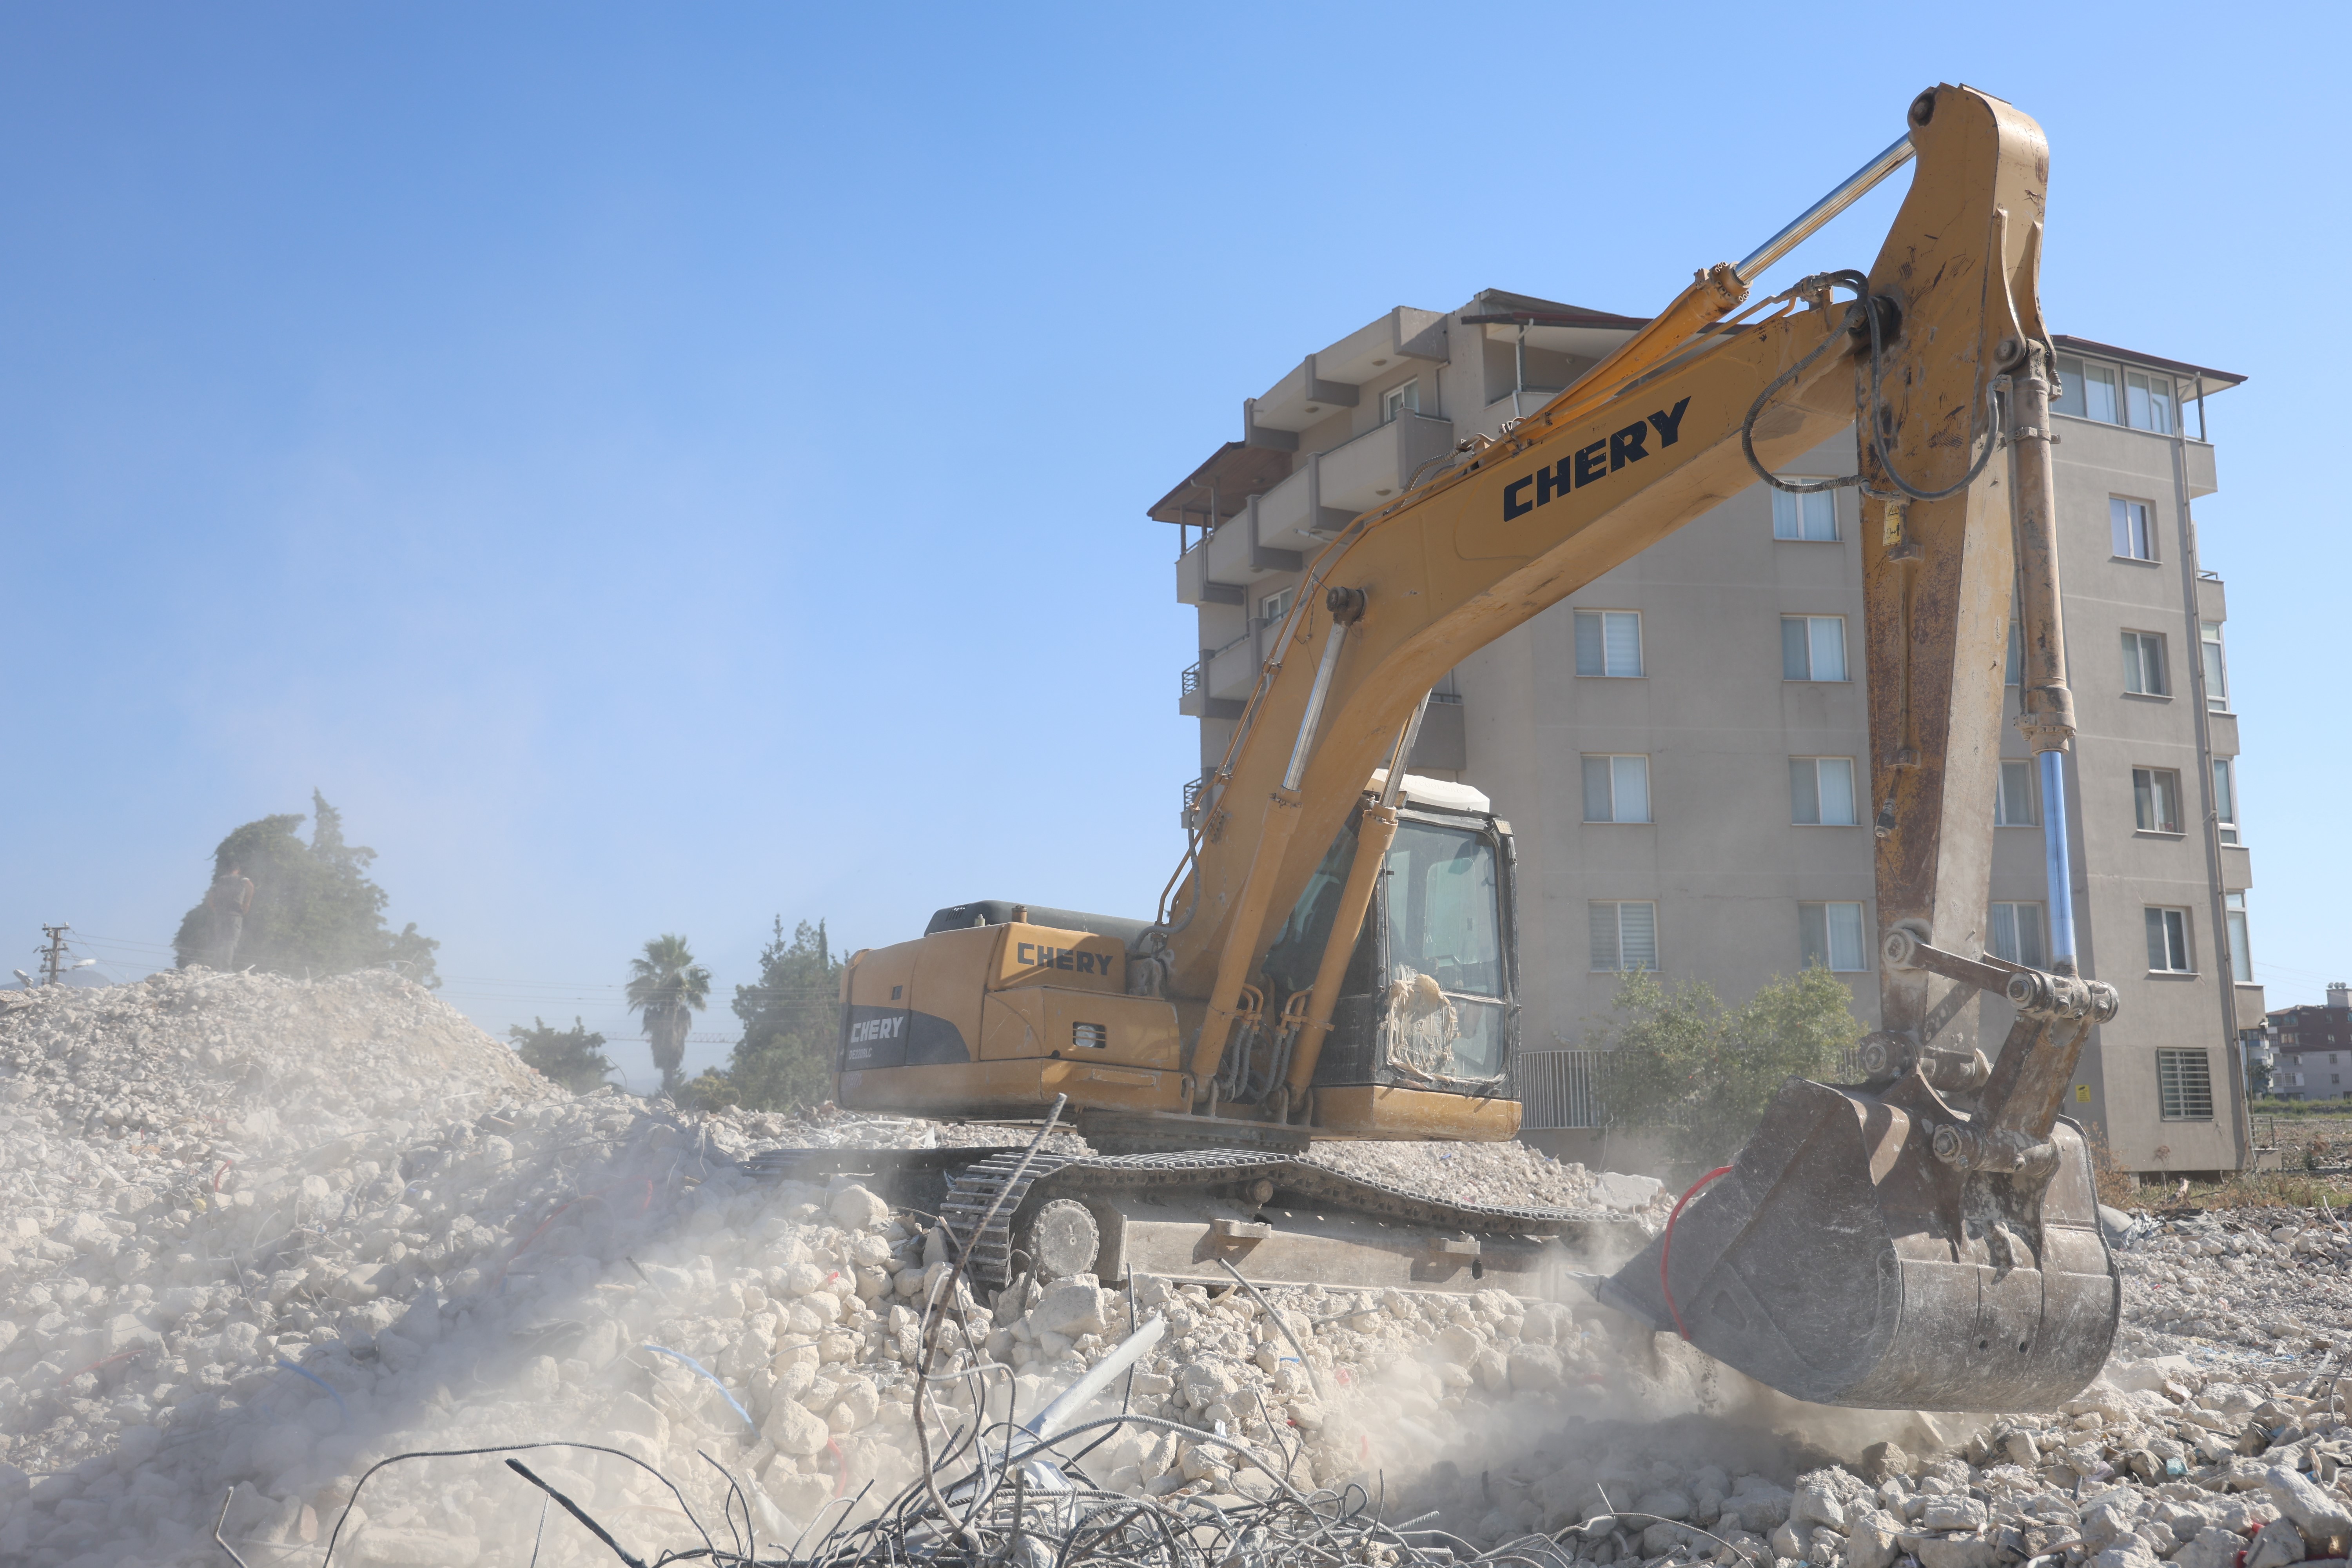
[1178,630,1263,720]
[1176,522,1289,606]
[2235,983,2268,1031]
[2185,439,2218,499]
[2196,571,2226,623]
[1175,414,1463,594]
[1241,307,1450,446]
[1203,631,1263,702]
[2221,843,2252,893]
[1321,411,1457,512]
[1254,412,1457,553]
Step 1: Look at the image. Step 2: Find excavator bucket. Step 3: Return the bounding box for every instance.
[1599,1076,2118,1411]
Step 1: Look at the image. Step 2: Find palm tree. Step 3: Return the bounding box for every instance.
[626,933,711,1096]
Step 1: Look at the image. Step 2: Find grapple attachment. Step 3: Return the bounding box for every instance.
[1602,1060,2118,1411]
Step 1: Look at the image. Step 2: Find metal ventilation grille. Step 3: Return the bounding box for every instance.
[1516,1049,1603,1129]
[1072,1022,1109,1050]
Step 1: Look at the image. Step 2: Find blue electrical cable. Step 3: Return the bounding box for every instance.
[640,1343,756,1432]
[275,1357,351,1428]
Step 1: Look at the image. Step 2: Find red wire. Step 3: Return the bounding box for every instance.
[1660,1165,1735,1341]
[58,1347,144,1385]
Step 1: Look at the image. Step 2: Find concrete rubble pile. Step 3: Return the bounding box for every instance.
[0,969,2349,1568]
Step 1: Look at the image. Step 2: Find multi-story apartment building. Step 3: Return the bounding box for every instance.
[1152,290,2259,1176]
[2265,985,2352,1101]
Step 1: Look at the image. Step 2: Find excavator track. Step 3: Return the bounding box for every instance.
[745,1143,1631,1291]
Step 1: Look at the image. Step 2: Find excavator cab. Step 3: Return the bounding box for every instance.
[1255,775,1518,1105]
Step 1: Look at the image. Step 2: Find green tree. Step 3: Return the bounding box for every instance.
[171,791,441,986]
[718,917,843,1112]
[627,934,710,1097]
[509,1016,615,1093]
[1591,965,1863,1172]
[678,1067,742,1113]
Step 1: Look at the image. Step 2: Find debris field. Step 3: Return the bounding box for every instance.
[1,968,2348,1568]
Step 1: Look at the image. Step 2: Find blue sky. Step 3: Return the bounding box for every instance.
[2,4,2340,1090]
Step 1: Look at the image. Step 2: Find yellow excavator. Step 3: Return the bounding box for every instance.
[755,84,2119,1412]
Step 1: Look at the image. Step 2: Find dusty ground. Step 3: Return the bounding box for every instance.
[6,971,2352,1568]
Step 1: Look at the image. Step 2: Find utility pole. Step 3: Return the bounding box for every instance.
[38,925,70,986]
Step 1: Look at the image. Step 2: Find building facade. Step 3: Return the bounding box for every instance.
[2264,985,2352,1101]
[1154,290,2258,1175]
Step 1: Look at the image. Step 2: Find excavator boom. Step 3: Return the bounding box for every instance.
[824,83,2118,1410]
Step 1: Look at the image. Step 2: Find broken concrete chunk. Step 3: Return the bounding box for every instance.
[2249,1520,2310,1568]
[1859,1441,1913,1483]
[1794,1480,1848,1534]
[1028,1280,1111,1338]
[1920,1496,1989,1534]
[2268,1468,2352,1544]
[1725,1483,1795,1532]
[827,1183,892,1231]
[1847,1514,1903,1568]
[764,1396,829,1457]
[1595,1171,1664,1210]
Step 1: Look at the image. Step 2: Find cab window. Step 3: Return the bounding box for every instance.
[1383,820,1503,998]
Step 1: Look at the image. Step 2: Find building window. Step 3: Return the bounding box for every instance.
[1989,902,2048,969]
[1259,586,1294,628]
[2157,1048,2214,1121]
[2126,370,2177,434]
[1771,488,1838,541]
[2111,498,2156,561]
[1995,759,2039,827]
[1582,755,1651,823]
[1574,610,1644,677]
[2226,891,2252,982]
[1799,902,1869,972]
[2214,758,2239,844]
[1380,381,1420,423]
[1790,757,1858,826]
[2201,622,2229,711]
[2055,357,2121,424]
[1590,901,1657,972]
[2005,618,2024,686]
[2145,906,2192,973]
[2121,631,2169,696]
[2133,767,2183,834]
[1782,615,1848,681]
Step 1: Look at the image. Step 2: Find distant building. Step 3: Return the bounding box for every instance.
[2267,984,2352,1100]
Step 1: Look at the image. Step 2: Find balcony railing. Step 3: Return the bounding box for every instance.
[1180,661,1203,701]
[1181,774,1216,832]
